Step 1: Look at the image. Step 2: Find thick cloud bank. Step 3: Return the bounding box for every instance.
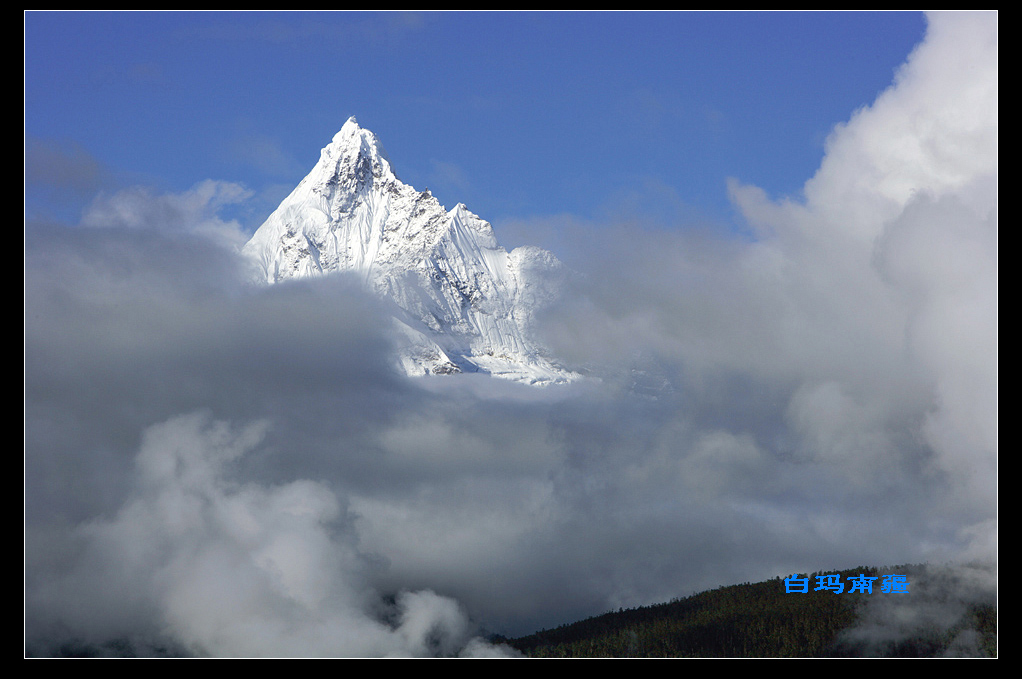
[25,12,995,656]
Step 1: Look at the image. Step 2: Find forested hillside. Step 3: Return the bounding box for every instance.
[500,564,996,658]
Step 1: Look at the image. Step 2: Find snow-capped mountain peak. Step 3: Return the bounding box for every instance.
[322,116,397,185]
[241,118,577,385]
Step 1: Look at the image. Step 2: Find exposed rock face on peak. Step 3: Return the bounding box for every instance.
[242,117,577,385]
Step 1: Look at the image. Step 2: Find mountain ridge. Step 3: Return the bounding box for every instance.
[242,117,578,385]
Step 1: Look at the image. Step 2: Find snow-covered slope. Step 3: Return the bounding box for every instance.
[242,117,577,385]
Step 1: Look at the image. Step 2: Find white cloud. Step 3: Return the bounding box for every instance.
[25,11,996,656]
[25,412,514,658]
[81,179,254,250]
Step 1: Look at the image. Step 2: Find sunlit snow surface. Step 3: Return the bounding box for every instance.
[243,117,578,385]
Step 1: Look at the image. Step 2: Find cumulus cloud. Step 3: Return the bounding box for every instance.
[25,11,995,656]
[25,412,513,657]
[541,9,996,561]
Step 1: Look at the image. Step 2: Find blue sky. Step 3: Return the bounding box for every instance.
[26,11,926,236]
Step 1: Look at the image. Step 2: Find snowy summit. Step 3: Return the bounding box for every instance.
[242,117,577,385]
